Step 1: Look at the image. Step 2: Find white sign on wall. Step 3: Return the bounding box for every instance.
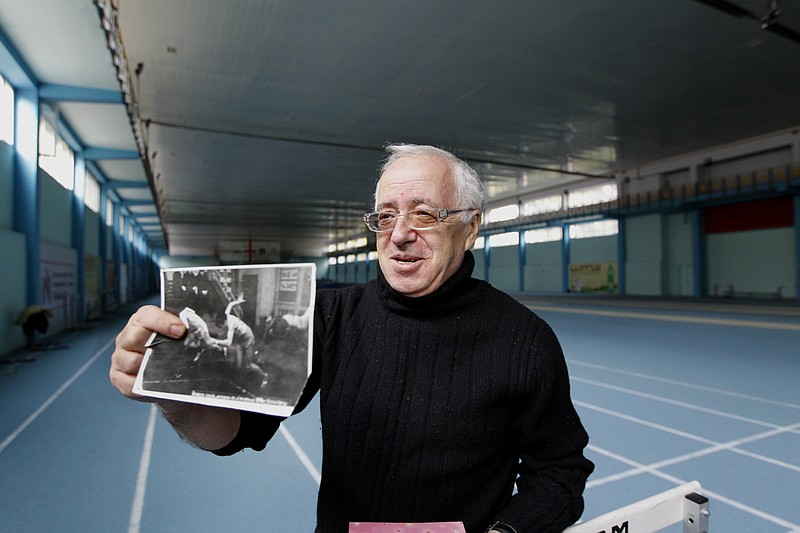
[40,241,77,331]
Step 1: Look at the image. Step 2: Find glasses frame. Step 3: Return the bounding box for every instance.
[363,208,475,232]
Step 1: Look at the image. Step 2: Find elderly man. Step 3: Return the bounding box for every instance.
[110,144,593,533]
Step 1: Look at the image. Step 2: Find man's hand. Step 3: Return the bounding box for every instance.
[109,305,240,451]
[109,305,185,400]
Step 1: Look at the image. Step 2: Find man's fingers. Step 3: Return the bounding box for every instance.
[110,305,185,400]
[130,305,186,339]
[112,345,145,375]
[116,306,185,352]
[109,347,146,399]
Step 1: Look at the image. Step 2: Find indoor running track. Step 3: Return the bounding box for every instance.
[1,294,798,532]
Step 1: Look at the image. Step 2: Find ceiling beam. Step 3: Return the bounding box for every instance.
[39,83,123,104]
[693,0,800,44]
[147,119,612,179]
[84,147,140,160]
[466,156,613,180]
[104,180,148,189]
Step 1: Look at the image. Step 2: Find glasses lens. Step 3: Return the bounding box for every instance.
[364,210,442,231]
[364,212,396,231]
[407,209,439,229]
[376,212,397,230]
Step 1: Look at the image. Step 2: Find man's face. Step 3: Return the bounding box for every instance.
[375,156,480,298]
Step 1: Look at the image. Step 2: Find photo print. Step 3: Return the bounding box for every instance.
[134,263,316,417]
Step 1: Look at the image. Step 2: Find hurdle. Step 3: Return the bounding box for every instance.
[564,480,709,533]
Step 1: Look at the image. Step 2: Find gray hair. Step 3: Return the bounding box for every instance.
[375,143,485,222]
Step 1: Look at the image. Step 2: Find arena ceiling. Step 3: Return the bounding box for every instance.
[1,0,798,259]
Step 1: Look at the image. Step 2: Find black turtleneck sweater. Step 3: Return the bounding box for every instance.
[216,252,593,532]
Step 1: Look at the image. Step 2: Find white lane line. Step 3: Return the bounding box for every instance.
[279,425,321,485]
[571,360,800,410]
[128,404,158,533]
[576,400,800,475]
[527,304,800,331]
[572,376,796,431]
[585,444,800,530]
[0,338,115,454]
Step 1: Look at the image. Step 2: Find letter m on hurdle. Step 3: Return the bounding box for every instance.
[596,522,629,533]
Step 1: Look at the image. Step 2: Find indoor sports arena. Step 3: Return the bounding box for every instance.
[1,2,799,532]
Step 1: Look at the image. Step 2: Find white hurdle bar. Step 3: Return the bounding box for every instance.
[564,480,709,533]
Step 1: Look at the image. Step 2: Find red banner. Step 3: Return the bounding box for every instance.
[705,197,793,234]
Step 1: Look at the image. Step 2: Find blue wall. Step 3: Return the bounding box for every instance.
[488,245,519,292]
[525,241,562,293]
[0,141,12,228]
[625,214,663,296]
[39,170,72,247]
[0,227,27,348]
[707,227,795,298]
[0,141,27,348]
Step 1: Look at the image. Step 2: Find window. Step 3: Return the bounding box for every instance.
[334,236,368,251]
[488,231,519,248]
[473,236,485,250]
[485,204,519,223]
[0,74,13,144]
[84,171,101,213]
[38,116,56,156]
[522,194,562,216]
[525,226,563,244]
[105,199,115,226]
[567,183,617,209]
[38,117,75,190]
[569,219,618,239]
[328,257,337,265]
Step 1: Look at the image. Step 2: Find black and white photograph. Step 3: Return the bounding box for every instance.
[133,263,315,417]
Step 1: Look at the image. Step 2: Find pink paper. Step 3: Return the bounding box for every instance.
[348,522,466,533]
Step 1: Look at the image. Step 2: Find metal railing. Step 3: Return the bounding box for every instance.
[484,162,800,234]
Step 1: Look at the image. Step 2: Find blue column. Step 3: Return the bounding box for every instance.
[112,204,121,307]
[134,233,143,298]
[72,153,86,321]
[794,195,800,301]
[561,225,571,293]
[124,218,133,302]
[130,232,138,299]
[12,88,40,305]
[99,187,108,310]
[617,217,626,295]
[518,230,526,292]
[691,209,707,297]
[483,238,490,282]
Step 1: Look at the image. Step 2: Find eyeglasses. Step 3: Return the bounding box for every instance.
[363,208,474,232]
